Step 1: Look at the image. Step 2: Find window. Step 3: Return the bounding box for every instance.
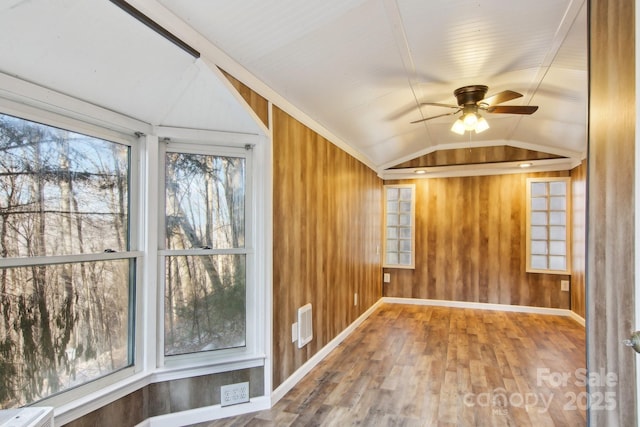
[161,144,252,360]
[0,112,137,407]
[526,177,571,274]
[383,184,415,269]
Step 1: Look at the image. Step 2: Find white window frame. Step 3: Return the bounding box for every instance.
[0,104,144,408]
[158,139,261,369]
[526,177,572,274]
[383,184,416,269]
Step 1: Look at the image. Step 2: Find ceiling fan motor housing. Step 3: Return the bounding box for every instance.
[454,85,489,106]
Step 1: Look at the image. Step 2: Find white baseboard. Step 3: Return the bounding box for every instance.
[141,396,271,427]
[270,298,384,405]
[382,297,586,326]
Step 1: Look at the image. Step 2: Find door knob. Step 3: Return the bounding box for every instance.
[623,331,640,353]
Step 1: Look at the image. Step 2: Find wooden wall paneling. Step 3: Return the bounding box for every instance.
[588,0,636,424]
[219,69,270,127]
[383,172,572,309]
[571,160,587,318]
[391,146,564,169]
[272,106,382,388]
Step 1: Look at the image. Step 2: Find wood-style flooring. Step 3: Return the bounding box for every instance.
[202,303,586,426]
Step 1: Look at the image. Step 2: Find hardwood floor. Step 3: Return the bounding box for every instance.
[202,303,586,426]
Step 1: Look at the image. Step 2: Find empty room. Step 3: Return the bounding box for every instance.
[0,0,636,426]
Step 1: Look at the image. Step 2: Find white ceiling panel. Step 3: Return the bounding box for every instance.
[1,0,587,170]
[0,0,261,135]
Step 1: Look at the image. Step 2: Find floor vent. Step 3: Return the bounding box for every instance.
[297,303,313,348]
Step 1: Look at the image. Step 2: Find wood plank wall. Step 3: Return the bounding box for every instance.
[391,146,563,169]
[271,106,382,388]
[588,0,636,425]
[571,160,587,319]
[220,72,383,390]
[383,172,572,308]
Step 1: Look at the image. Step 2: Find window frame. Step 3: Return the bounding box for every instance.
[0,106,143,408]
[158,140,259,369]
[525,177,572,275]
[382,184,416,269]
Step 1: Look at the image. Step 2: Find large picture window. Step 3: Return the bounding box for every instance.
[526,177,571,274]
[0,112,136,407]
[162,146,250,358]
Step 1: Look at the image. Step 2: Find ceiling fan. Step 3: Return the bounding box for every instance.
[411,85,538,134]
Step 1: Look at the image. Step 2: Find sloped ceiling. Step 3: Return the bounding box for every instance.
[0,0,263,136]
[156,0,588,175]
[0,1,587,176]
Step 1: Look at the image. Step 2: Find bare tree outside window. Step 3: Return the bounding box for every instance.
[164,152,246,356]
[0,113,133,407]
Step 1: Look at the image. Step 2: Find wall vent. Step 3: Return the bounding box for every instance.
[297,303,313,348]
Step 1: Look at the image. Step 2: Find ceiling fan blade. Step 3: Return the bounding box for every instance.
[410,110,460,124]
[420,102,459,109]
[486,105,538,114]
[480,90,523,106]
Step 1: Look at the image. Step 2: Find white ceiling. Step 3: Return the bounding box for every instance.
[0,0,587,174]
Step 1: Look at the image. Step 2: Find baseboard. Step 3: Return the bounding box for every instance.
[141,396,271,427]
[270,298,384,405]
[567,310,586,326]
[382,297,585,325]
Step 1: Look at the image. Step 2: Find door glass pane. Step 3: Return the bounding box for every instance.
[531,240,548,255]
[549,181,566,196]
[399,188,412,200]
[549,241,566,255]
[531,226,548,240]
[531,197,547,211]
[399,253,412,265]
[386,253,399,265]
[531,255,548,269]
[549,256,567,271]
[550,226,566,240]
[165,254,246,355]
[166,153,245,249]
[386,188,399,201]
[550,196,566,210]
[531,212,548,226]
[531,182,547,197]
[399,239,412,251]
[549,212,566,226]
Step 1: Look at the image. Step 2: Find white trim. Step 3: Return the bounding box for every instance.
[156,125,261,145]
[141,396,271,427]
[567,310,586,327]
[271,299,384,404]
[0,71,152,135]
[152,357,265,383]
[382,297,585,321]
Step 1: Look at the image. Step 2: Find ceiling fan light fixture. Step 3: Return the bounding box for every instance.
[475,116,489,133]
[462,112,478,130]
[451,119,466,135]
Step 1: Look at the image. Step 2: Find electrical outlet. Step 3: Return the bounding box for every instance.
[292,322,298,343]
[561,280,570,292]
[221,382,249,407]
[383,273,391,283]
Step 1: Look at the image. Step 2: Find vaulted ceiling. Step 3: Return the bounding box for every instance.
[0,0,587,177]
